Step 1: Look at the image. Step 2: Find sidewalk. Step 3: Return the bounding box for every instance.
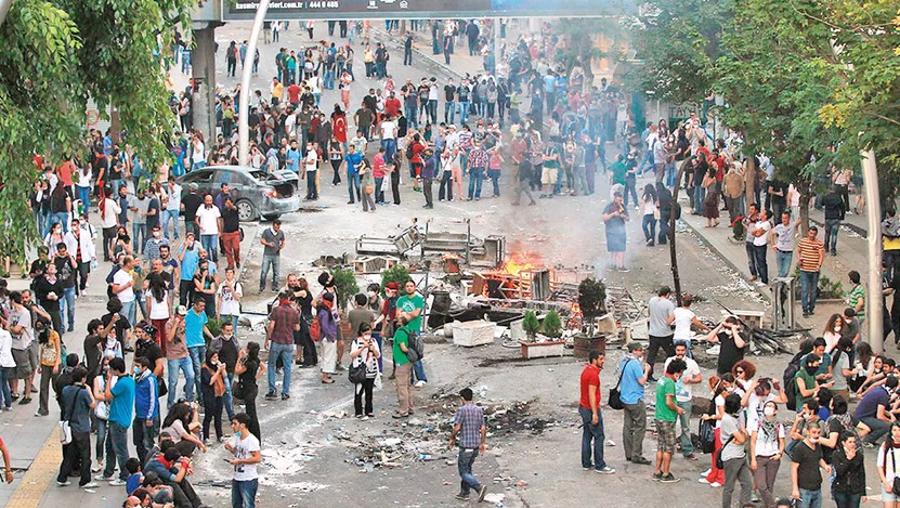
[677,192,867,331]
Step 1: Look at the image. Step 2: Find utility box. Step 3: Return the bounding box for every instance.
[772,277,796,331]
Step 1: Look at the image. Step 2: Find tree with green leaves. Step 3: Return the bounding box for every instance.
[0,0,194,268]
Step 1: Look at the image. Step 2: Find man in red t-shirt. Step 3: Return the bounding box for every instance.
[579,351,614,473]
[384,92,401,118]
[287,82,302,105]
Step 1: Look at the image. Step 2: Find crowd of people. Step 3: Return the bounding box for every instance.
[5,13,900,508]
[576,278,900,508]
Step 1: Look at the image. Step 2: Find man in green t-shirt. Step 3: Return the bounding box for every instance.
[654,358,686,483]
[392,317,414,418]
[609,154,627,187]
[396,280,428,386]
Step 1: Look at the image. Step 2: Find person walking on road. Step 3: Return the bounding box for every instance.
[259,220,285,293]
[579,351,614,474]
[620,342,652,465]
[449,387,488,502]
[664,343,702,461]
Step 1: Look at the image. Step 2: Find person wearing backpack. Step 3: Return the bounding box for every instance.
[397,280,427,387]
[392,316,414,418]
[56,366,98,489]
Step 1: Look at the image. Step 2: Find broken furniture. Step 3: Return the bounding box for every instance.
[352,255,401,274]
[355,224,420,256]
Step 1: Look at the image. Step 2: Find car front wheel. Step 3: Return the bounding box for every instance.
[236,199,257,221]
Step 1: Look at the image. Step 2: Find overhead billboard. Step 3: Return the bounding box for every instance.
[222,0,636,21]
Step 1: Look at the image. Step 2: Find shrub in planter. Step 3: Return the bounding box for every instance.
[522,310,541,340]
[330,267,360,312]
[380,264,412,295]
[578,277,607,336]
[542,310,562,339]
[206,317,223,338]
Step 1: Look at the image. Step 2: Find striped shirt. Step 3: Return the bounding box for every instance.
[453,403,485,449]
[796,238,824,272]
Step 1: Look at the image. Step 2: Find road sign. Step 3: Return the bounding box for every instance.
[222,0,635,21]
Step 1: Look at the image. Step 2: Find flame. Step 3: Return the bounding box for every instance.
[503,259,536,277]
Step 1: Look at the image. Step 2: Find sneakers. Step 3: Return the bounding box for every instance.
[709,481,723,488]
[660,473,680,483]
[281,393,290,401]
[108,478,126,486]
[701,468,711,477]
[630,456,651,465]
[478,485,488,502]
[264,391,278,401]
[652,471,663,481]
[81,481,99,489]
[414,380,426,388]
[698,477,710,484]
[94,474,114,481]
[595,466,615,474]
[57,481,71,487]
[455,493,469,500]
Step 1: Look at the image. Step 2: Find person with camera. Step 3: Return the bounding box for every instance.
[166,306,194,409]
[200,350,226,443]
[235,342,265,442]
[350,323,380,418]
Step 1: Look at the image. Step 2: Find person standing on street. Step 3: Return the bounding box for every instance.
[772,211,798,278]
[721,393,754,508]
[579,351,614,474]
[220,198,241,270]
[449,387,488,502]
[265,291,300,401]
[620,342,652,466]
[185,298,214,401]
[132,355,159,466]
[397,280,427,386]
[259,220,285,293]
[822,185,845,256]
[100,357,135,486]
[226,413,261,508]
[56,366,98,489]
[392,316,414,418]
[664,343,702,461]
[790,423,829,507]
[654,358,686,483]
[646,286,675,382]
[797,226,825,317]
[195,194,222,263]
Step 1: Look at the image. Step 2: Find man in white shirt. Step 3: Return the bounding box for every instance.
[164,180,182,240]
[100,189,121,262]
[750,209,772,285]
[225,413,261,505]
[672,295,709,358]
[646,286,676,382]
[304,144,319,200]
[111,256,137,325]
[664,343,702,460]
[380,116,398,161]
[194,194,222,263]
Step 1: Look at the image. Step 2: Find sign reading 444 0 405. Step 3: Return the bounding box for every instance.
[222,0,635,20]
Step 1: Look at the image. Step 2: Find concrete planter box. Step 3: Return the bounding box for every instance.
[452,321,496,347]
[519,340,566,359]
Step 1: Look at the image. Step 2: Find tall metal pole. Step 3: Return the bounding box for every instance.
[862,149,883,352]
[238,0,271,166]
[0,0,14,26]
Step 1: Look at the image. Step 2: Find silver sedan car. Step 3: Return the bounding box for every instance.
[177,165,301,221]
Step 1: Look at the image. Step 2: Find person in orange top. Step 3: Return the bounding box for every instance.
[579,351,615,474]
[797,226,826,317]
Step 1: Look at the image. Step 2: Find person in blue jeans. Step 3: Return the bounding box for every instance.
[449,388,488,502]
[166,307,195,408]
[226,413,261,508]
[54,244,78,332]
[101,357,135,485]
[185,299,214,402]
[579,351,614,473]
[265,292,300,400]
[344,145,363,204]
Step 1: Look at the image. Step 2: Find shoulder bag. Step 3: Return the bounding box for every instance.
[608,359,631,410]
[715,435,735,469]
[349,346,369,384]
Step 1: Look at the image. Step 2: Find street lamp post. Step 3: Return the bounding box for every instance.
[238,0,271,166]
[861,149,884,352]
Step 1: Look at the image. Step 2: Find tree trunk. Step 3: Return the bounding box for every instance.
[669,160,688,306]
[797,177,811,236]
[744,156,757,208]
